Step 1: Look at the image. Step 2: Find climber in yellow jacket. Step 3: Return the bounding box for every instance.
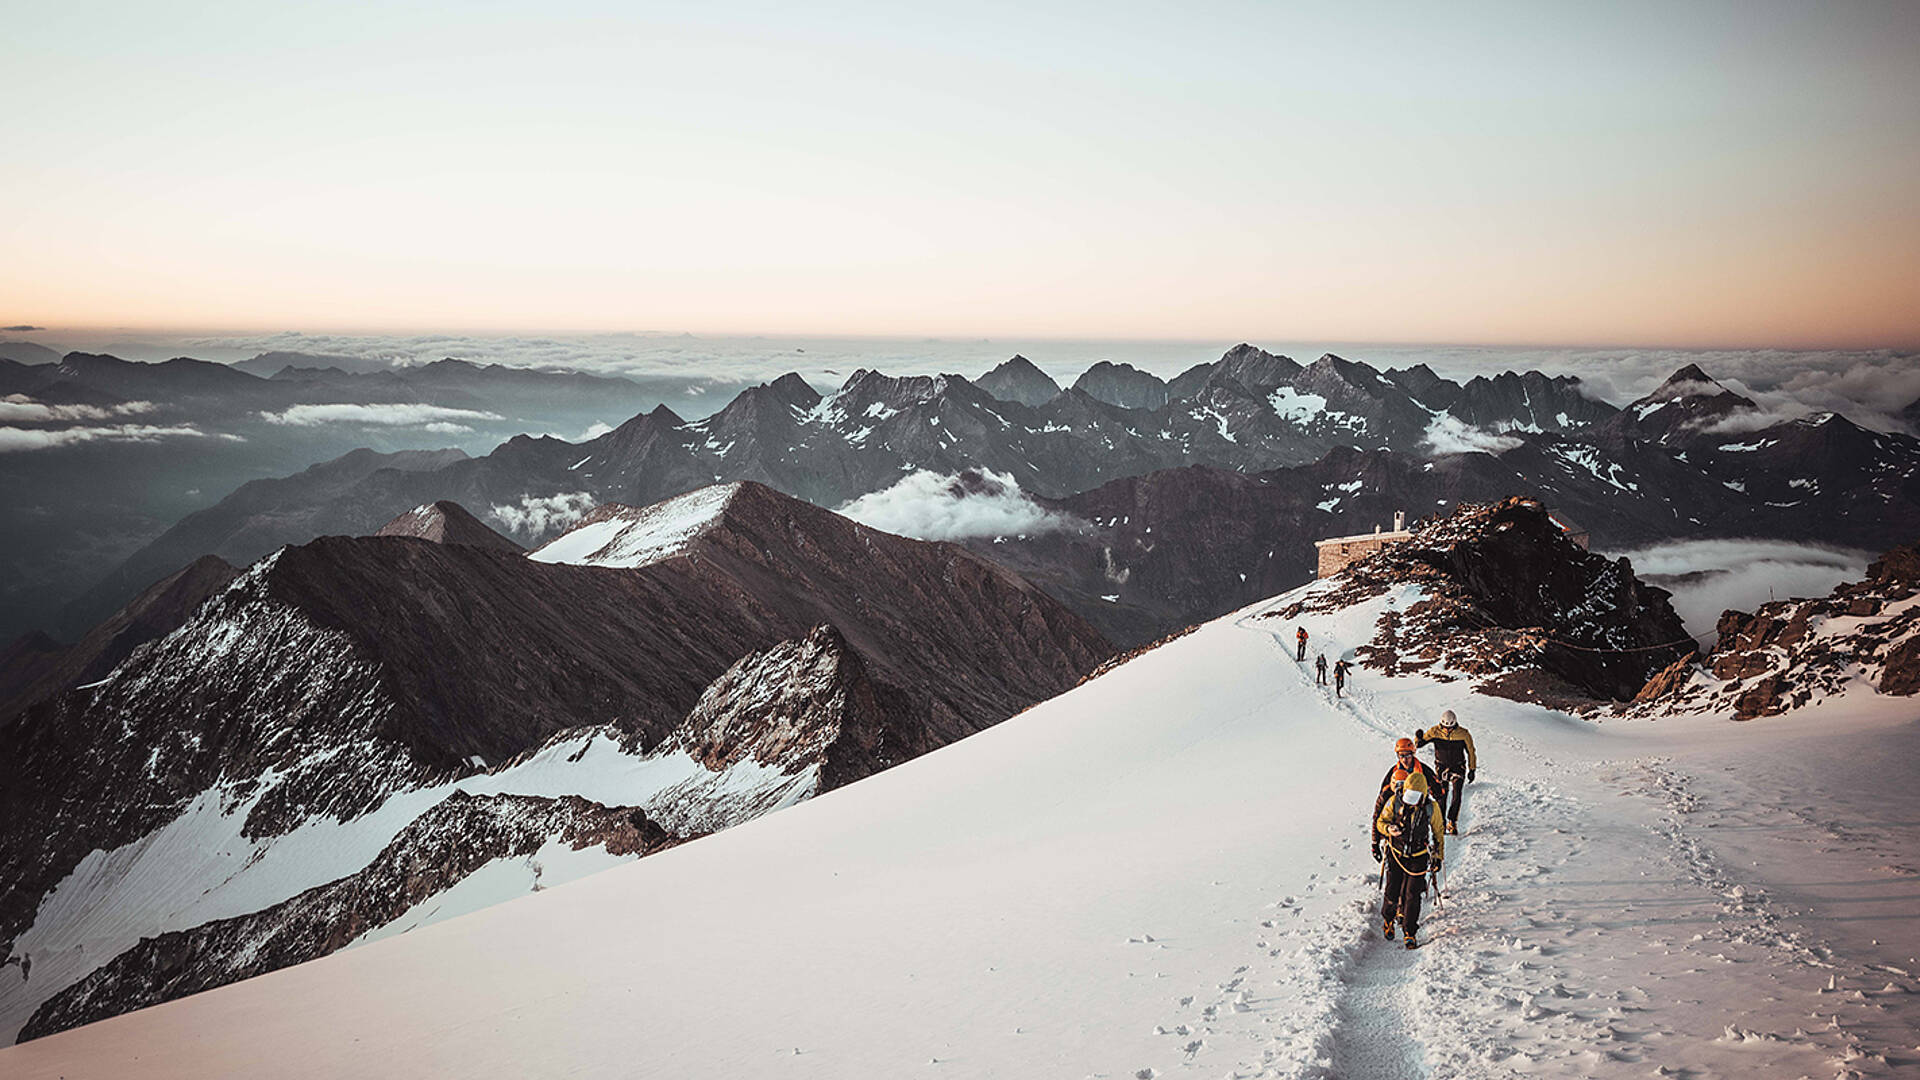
[1415,709,1477,835]
[1375,769,1445,949]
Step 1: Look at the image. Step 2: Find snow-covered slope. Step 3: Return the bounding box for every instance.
[7,574,1917,1078]
[527,484,740,567]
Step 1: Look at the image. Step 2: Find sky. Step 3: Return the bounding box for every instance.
[6,1,1920,347]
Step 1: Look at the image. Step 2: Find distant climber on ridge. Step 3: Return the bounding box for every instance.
[1332,658,1352,697]
[1415,709,1477,835]
[1315,653,1328,686]
[1296,626,1309,662]
[1377,770,1444,948]
[1372,737,1439,863]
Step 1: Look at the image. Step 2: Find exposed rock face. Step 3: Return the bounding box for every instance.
[975,355,1061,407]
[0,555,240,722]
[1070,360,1170,410]
[664,624,914,794]
[1448,371,1616,433]
[1634,655,1698,702]
[374,500,524,551]
[19,792,679,1041]
[1275,498,1694,702]
[1625,538,1920,719]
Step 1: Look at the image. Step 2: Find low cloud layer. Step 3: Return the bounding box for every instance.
[1608,539,1874,642]
[489,492,598,539]
[837,468,1084,541]
[0,423,227,453]
[0,395,155,423]
[261,403,504,428]
[1423,415,1523,455]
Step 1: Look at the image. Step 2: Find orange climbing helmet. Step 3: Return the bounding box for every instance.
[1394,737,1416,754]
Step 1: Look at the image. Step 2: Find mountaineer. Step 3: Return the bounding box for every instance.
[1415,709,1477,835]
[1315,653,1328,686]
[1372,738,1439,862]
[1332,658,1352,697]
[1296,626,1309,662]
[1376,769,1445,948]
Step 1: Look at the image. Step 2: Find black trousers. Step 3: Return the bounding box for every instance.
[1382,851,1428,937]
[1438,769,1465,823]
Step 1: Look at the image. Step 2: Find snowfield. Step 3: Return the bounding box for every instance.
[5,581,1917,1078]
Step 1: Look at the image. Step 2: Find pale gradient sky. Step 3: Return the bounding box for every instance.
[6,1,1919,347]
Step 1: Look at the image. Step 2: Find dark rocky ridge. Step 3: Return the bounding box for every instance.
[0,482,1110,962]
[1275,498,1693,702]
[20,791,681,1041]
[10,613,986,1041]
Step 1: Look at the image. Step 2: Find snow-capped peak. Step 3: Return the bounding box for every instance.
[528,484,743,569]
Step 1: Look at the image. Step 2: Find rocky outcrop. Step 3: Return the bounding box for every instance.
[1276,497,1694,702]
[1624,538,1920,719]
[19,791,679,1041]
[667,625,911,791]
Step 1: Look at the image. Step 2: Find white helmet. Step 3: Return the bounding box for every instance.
[1439,709,1457,728]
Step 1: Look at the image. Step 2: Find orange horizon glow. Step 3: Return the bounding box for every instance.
[8,4,1920,354]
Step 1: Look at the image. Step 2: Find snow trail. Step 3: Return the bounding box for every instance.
[1329,936,1427,1079]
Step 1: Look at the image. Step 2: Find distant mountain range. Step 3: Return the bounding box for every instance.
[55,349,1920,646]
[0,351,755,643]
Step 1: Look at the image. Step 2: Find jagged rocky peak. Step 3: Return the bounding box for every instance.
[1634,537,1920,719]
[666,623,910,789]
[1209,343,1302,395]
[1384,362,1457,408]
[1277,496,1692,703]
[375,500,524,553]
[529,485,741,569]
[1071,360,1169,411]
[821,368,978,420]
[976,354,1060,408]
[764,371,823,409]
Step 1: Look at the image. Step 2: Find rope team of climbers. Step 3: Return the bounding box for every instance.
[1295,624,1479,950]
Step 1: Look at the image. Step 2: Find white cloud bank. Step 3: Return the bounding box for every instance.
[0,423,229,453]
[0,395,158,423]
[260,403,504,428]
[489,492,599,539]
[837,468,1084,542]
[1423,414,1523,455]
[1608,539,1874,641]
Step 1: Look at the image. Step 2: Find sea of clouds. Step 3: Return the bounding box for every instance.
[1604,539,1875,643]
